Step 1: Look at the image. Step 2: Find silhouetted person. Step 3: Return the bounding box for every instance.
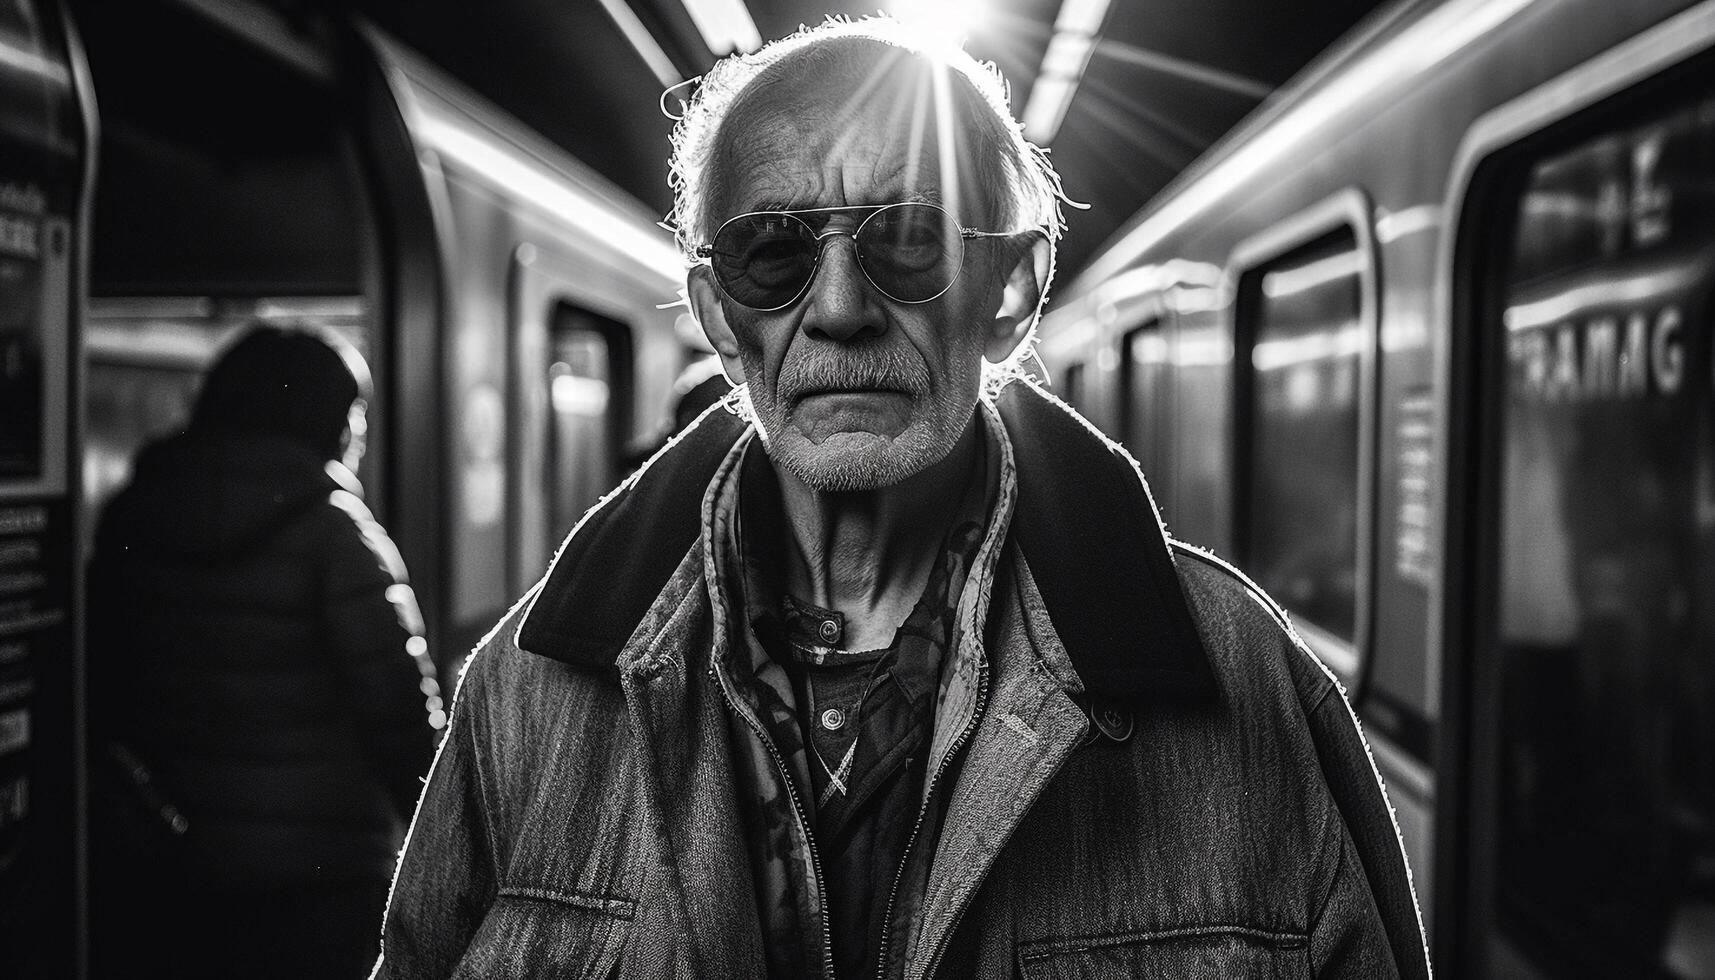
[89,323,440,980]
[624,354,734,472]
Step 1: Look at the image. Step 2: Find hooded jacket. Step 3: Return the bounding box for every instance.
[90,430,439,889]
[375,382,1431,978]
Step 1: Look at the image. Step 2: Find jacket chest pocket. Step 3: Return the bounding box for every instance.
[452,887,635,980]
[1018,926,1310,980]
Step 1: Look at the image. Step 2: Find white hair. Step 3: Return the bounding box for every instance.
[665,16,1070,261]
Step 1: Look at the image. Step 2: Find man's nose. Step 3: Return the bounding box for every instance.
[801,238,886,343]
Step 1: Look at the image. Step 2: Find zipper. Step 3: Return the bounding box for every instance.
[872,651,991,980]
[713,664,837,980]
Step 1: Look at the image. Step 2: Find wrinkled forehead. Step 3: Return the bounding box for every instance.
[706,41,1003,225]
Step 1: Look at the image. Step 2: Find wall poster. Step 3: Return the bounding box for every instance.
[0,0,85,974]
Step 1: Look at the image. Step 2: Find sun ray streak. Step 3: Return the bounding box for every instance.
[1074,92,1195,182]
[828,56,916,170]
[1092,38,1273,100]
[1080,72,1230,157]
[904,73,933,197]
[931,62,964,222]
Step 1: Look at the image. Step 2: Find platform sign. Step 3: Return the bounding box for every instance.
[0,0,85,975]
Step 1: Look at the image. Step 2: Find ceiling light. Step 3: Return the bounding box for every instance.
[1020,0,1113,144]
[1039,32,1095,77]
[1054,0,1110,34]
[680,0,762,56]
[889,0,984,45]
[596,0,683,88]
[1022,75,1077,144]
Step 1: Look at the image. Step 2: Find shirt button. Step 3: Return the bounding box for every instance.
[820,708,846,731]
[818,619,840,643]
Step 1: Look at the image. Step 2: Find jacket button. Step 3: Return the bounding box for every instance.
[818,619,840,644]
[820,707,846,731]
[1092,705,1134,743]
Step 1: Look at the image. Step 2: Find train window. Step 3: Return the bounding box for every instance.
[546,302,631,539]
[1121,319,1169,476]
[1471,80,1715,979]
[1059,361,1086,412]
[1235,226,1368,669]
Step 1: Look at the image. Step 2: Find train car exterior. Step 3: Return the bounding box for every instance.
[21,0,697,972]
[1034,0,1715,975]
[358,28,689,656]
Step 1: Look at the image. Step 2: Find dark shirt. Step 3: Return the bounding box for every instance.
[738,446,988,980]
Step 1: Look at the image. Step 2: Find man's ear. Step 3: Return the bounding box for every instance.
[986,233,1054,362]
[687,265,746,384]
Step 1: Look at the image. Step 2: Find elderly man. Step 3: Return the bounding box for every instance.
[375,18,1430,980]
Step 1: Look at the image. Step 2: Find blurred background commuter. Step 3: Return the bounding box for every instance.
[623,353,734,473]
[86,323,440,980]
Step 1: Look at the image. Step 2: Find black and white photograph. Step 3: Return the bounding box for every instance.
[3,0,1714,977]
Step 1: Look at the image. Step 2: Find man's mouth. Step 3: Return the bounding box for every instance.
[793,384,910,405]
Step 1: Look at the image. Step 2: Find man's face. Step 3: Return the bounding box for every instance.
[696,66,1013,493]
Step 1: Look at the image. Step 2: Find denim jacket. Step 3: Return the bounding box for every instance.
[374,382,1431,979]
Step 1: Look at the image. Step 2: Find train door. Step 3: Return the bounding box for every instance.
[1119,314,1173,483]
[1444,21,1715,977]
[0,0,90,973]
[1228,191,1380,688]
[507,245,634,600]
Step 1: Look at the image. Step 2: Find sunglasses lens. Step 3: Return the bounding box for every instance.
[857,204,963,302]
[708,204,968,309]
[709,213,819,309]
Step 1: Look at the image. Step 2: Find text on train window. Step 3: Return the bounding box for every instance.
[1483,85,1715,979]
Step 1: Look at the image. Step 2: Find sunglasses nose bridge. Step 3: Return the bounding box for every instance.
[802,232,885,309]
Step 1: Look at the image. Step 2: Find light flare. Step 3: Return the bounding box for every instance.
[931,60,966,228]
[888,0,985,50]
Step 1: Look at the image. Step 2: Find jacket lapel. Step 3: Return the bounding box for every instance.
[906,552,1088,980]
[613,547,767,979]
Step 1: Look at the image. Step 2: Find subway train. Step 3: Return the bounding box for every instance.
[1032,0,1715,975]
[1,0,699,970]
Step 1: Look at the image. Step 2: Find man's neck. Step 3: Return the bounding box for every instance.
[773,415,982,652]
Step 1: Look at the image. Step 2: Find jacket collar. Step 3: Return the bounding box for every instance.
[516,379,1214,708]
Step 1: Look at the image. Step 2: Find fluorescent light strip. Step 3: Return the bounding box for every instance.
[597,0,683,89]
[416,113,684,279]
[1502,263,1698,332]
[1055,0,1111,34]
[1022,75,1078,143]
[1019,0,1113,144]
[680,0,762,56]
[1251,326,1365,371]
[1261,249,1364,299]
[1040,32,1096,77]
[1374,204,1442,243]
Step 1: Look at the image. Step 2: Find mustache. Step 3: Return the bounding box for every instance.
[777,342,930,403]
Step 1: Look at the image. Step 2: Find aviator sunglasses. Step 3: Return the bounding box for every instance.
[695,202,1016,311]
